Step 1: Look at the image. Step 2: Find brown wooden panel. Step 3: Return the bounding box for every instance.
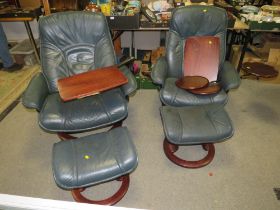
[42,0,51,15]
[183,36,220,82]
[0,17,34,21]
[57,66,128,102]
[48,0,78,11]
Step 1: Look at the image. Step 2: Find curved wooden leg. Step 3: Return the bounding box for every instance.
[71,175,130,205]
[164,140,179,153]
[163,138,215,168]
[110,120,123,130]
[57,133,77,140]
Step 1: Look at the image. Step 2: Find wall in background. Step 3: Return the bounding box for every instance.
[2,20,39,42]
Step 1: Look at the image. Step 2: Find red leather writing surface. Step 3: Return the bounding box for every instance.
[57,66,128,102]
[183,36,220,82]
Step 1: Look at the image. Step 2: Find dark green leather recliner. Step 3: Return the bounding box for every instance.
[151,6,240,106]
[154,6,240,168]
[22,11,137,139]
[22,12,139,205]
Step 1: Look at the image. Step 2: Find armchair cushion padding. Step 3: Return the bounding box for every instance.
[151,56,168,86]
[160,105,234,145]
[119,65,137,96]
[39,12,117,93]
[52,127,138,190]
[219,61,241,92]
[39,89,127,132]
[160,78,228,106]
[22,72,49,111]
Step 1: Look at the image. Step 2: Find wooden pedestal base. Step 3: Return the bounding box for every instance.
[163,138,215,168]
[71,175,130,205]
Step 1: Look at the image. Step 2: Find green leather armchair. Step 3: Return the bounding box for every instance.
[22,11,137,139]
[151,6,241,106]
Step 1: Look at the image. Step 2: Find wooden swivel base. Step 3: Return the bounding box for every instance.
[57,121,124,140]
[71,175,130,205]
[163,138,215,168]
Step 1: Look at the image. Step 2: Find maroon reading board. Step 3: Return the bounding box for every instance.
[57,66,128,102]
[183,36,220,82]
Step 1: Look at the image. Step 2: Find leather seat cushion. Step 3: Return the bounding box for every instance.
[39,88,127,132]
[160,105,233,145]
[52,127,138,189]
[160,78,228,106]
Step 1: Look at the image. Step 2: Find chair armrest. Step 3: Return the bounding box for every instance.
[219,61,241,92]
[151,56,168,85]
[22,72,49,111]
[188,83,221,95]
[119,65,137,96]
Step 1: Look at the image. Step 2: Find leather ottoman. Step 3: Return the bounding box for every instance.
[160,104,233,168]
[52,127,138,205]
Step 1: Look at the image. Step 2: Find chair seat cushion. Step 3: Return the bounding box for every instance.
[39,88,127,132]
[160,78,228,106]
[52,127,138,190]
[160,105,233,145]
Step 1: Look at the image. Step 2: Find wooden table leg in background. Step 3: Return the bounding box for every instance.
[42,0,51,15]
[237,30,251,73]
[23,21,40,63]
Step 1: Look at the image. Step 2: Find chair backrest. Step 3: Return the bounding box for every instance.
[166,6,228,79]
[39,11,116,93]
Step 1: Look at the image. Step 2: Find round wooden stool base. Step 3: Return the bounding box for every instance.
[242,62,278,80]
[163,139,215,168]
[71,175,130,205]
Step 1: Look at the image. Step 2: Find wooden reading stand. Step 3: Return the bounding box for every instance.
[241,62,278,80]
[58,66,128,102]
[58,57,134,102]
[176,36,221,95]
[175,76,209,90]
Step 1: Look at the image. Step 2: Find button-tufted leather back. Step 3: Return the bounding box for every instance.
[167,6,228,79]
[39,11,116,93]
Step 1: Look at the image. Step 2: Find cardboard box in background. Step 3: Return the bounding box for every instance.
[268,49,280,68]
[258,49,280,84]
[273,0,280,6]
[229,33,280,70]
[18,0,41,8]
[10,39,39,66]
[229,45,265,69]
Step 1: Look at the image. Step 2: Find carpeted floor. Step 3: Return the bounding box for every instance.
[0,65,39,115]
[0,79,279,210]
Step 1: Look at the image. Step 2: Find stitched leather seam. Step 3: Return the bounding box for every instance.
[172,80,179,105]
[99,94,112,122]
[176,109,183,144]
[71,141,79,187]
[206,107,219,137]
[109,130,125,174]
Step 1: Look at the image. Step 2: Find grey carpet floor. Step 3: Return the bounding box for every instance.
[0,79,279,210]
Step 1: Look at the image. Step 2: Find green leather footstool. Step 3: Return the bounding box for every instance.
[160,104,234,168]
[52,127,138,205]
